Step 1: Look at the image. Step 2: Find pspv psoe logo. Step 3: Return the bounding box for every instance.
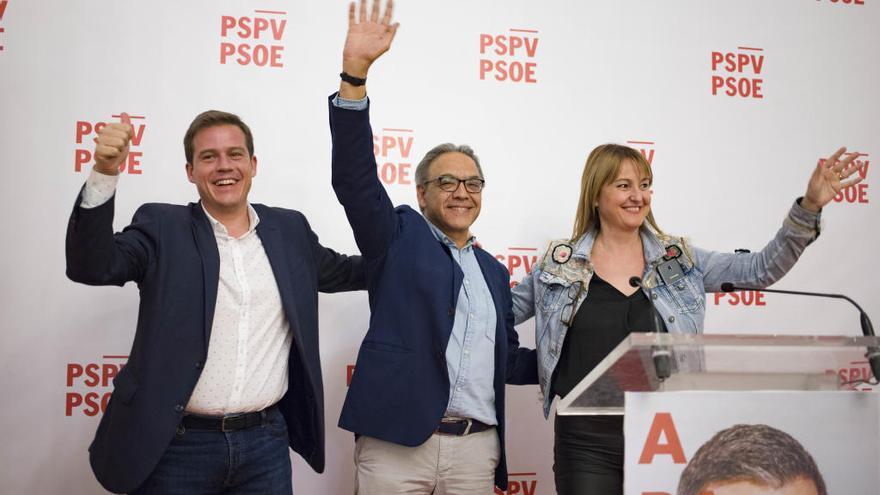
[346,364,356,386]
[494,472,539,495]
[0,0,9,53]
[825,152,870,205]
[495,247,538,288]
[66,355,127,417]
[221,9,286,67]
[712,289,766,307]
[374,128,415,186]
[711,46,765,99]
[479,29,539,83]
[75,114,147,174]
[816,0,865,6]
[835,360,875,392]
[627,140,655,166]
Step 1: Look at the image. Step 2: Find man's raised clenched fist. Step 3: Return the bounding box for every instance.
[93,113,133,176]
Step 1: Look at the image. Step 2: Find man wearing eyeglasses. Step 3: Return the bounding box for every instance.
[327,1,537,493]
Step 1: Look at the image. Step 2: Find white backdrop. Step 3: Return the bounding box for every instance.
[1,0,878,493]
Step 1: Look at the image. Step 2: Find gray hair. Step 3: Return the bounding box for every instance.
[414,143,484,185]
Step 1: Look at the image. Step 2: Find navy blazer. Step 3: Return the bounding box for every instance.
[328,95,538,490]
[65,193,364,494]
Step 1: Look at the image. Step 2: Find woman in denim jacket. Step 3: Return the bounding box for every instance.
[511,144,864,495]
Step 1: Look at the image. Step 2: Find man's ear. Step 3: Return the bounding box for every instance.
[185,163,195,183]
[416,184,427,211]
[251,155,257,177]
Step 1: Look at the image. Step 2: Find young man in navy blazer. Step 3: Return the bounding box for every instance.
[328,1,538,493]
[66,110,364,494]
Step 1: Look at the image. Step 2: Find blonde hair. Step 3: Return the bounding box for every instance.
[570,143,664,241]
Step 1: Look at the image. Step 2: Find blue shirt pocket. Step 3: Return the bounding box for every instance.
[537,271,574,313]
[659,271,704,314]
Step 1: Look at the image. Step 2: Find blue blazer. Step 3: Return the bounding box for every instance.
[328,95,538,490]
[65,193,364,493]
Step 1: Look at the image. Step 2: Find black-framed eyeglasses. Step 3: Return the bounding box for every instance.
[423,175,485,193]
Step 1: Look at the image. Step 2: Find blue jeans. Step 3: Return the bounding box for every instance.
[131,407,293,495]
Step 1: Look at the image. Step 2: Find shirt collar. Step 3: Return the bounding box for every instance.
[572,223,666,263]
[200,203,260,238]
[423,216,476,250]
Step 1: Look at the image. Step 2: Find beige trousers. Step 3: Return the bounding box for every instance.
[354,429,500,495]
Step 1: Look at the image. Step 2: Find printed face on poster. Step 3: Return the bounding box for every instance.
[623,391,880,495]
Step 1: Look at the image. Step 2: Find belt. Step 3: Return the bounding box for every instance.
[181,405,275,432]
[435,417,493,436]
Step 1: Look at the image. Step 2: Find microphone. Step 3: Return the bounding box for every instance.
[630,276,671,380]
[721,283,880,383]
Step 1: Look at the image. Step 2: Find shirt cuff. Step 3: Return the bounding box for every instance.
[789,197,822,239]
[332,94,369,111]
[80,169,119,209]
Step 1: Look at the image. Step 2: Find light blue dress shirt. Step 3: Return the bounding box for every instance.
[424,221,498,426]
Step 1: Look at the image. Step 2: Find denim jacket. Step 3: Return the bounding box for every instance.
[511,199,821,418]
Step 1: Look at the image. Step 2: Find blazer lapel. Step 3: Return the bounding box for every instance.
[190,204,220,347]
[474,249,506,379]
[474,250,504,342]
[254,208,302,343]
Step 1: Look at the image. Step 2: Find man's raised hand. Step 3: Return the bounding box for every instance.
[342,0,399,79]
[93,113,133,176]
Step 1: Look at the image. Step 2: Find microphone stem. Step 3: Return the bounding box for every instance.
[727,285,873,337]
[725,284,880,383]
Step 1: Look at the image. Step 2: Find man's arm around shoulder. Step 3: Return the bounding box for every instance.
[485,253,538,385]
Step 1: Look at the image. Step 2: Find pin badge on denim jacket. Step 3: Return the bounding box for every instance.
[551,244,573,264]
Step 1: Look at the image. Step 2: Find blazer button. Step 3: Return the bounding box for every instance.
[447,308,455,317]
[195,361,203,369]
[174,404,184,413]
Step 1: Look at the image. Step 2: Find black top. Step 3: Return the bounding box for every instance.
[552,274,662,399]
